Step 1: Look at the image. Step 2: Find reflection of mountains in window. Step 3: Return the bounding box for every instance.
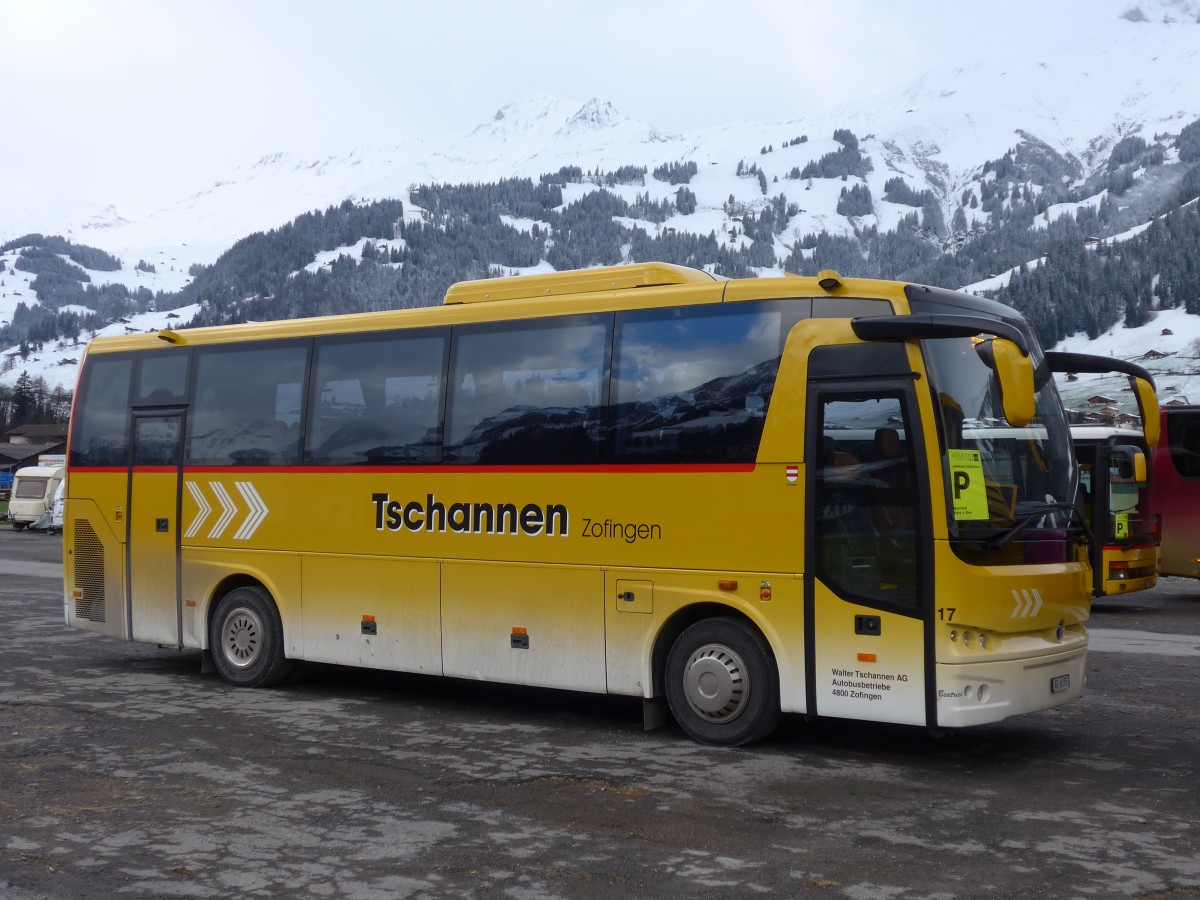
[188,420,299,465]
[310,395,441,464]
[315,419,441,464]
[613,358,780,463]
[446,404,603,465]
[76,437,127,466]
[137,439,179,465]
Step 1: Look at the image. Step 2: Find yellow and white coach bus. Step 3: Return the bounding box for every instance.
[63,263,1151,745]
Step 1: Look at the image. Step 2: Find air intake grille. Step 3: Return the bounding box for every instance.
[73,519,106,622]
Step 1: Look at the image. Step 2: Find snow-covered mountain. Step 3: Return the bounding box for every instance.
[4,0,1200,412]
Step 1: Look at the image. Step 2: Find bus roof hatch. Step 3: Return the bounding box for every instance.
[443,262,715,305]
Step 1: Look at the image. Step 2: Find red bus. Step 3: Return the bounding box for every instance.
[1149,405,1200,579]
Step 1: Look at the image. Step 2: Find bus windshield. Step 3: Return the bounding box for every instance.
[921,336,1079,563]
[1074,432,1154,546]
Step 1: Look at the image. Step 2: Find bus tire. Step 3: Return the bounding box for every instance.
[12,521,25,531]
[209,585,295,688]
[665,617,780,746]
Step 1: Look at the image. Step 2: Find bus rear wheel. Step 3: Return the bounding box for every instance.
[665,617,780,746]
[209,585,295,688]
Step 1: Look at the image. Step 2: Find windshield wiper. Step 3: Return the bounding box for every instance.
[982,501,1090,552]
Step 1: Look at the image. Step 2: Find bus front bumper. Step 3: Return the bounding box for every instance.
[934,646,1087,728]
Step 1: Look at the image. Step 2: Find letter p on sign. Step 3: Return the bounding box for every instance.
[953,470,971,499]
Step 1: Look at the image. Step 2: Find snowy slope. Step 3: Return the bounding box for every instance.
[1053,307,1200,417]
[0,303,202,391]
[6,3,1197,265]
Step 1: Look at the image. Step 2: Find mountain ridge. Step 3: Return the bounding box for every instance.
[7,2,1198,262]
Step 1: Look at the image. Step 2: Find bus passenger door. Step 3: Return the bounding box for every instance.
[128,411,184,647]
[805,381,933,726]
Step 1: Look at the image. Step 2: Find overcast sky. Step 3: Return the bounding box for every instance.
[0,0,1100,218]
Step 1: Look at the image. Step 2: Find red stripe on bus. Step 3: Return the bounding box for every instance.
[71,463,759,475]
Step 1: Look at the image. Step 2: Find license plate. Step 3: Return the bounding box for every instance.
[1051,674,1071,694]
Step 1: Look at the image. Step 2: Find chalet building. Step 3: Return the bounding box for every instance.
[5,424,68,446]
[0,424,68,485]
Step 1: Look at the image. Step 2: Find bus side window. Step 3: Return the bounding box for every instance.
[1168,413,1200,478]
[186,344,308,466]
[611,303,786,464]
[135,351,188,405]
[305,331,445,465]
[70,356,133,466]
[444,315,608,465]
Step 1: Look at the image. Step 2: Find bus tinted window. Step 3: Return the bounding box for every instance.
[445,315,608,465]
[1167,411,1200,478]
[134,415,183,466]
[186,343,308,465]
[611,303,784,463]
[135,350,189,405]
[70,355,133,466]
[307,331,446,465]
[814,393,919,612]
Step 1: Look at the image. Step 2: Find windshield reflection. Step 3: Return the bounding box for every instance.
[923,336,1080,564]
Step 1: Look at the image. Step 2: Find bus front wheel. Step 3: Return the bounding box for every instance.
[209,585,295,688]
[665,617,780,746]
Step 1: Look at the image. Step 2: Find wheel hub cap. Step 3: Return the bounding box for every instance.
[223,611,261,668]
[682,643,749,723]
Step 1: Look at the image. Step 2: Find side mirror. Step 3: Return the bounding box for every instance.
[980,338,1035,427]
[1132,377,1160,449]
[1044,352,1159,446]
[1111,444,1148,484]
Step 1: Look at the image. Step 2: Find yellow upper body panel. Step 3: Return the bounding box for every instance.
[83,265,918,356]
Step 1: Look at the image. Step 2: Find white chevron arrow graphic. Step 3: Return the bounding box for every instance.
[233,481,269,539]
[1010,589,1045,618]
[1029,588,1043,616]
[185,481,211,538]
[207,482,238,539]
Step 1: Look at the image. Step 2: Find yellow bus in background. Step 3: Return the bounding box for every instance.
[63,263,1151,745]
[1068,424,1158,597]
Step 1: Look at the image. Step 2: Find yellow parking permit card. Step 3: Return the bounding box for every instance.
[948,449,988,520]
